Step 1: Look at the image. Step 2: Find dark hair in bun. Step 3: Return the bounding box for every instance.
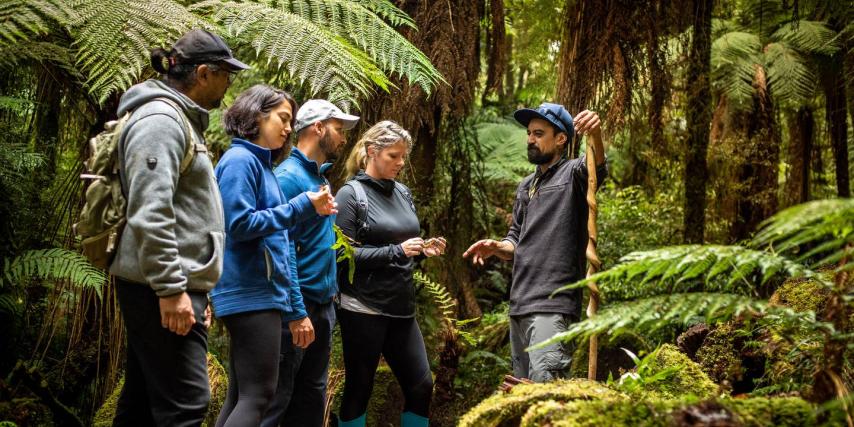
[149,48,200,89]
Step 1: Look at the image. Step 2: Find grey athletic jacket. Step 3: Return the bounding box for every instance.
[110,79,225,297]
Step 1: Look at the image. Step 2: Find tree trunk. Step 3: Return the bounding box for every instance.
[784,107,814,207]
[821,53,850,198]
[730,66,780,241]
[682,0,713,244]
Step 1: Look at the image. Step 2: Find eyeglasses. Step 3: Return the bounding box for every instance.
[206,63,239,84]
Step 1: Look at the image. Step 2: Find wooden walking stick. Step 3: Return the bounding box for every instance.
[583,135,602,381]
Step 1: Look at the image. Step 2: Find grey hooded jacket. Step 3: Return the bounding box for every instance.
[109,79,225,296]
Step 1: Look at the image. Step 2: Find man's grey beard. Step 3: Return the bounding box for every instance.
[527,145,553,165]
[319,132,339,162]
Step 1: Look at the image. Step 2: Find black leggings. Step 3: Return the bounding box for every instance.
[338,309,433,421]
[216,310,282,427]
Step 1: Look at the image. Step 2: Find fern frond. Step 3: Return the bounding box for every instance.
[752,199,854,270]
[0,0,75,46]
[0,293,23,320]
[331,225,356,284]
[0,143,44,184]
[765,42,816,102]
[772,21,840,56]
[2,249,107,297]
[70,0,208,103]
[192,0,388,106]
[349,0,416,28]
[272,0,443,93]
[476,120,531,184]
[711,31,763,109]
[531,292,831,352]
[0,40,76,70]
[413,271,478,345]
[0,97,34,114]
[555,245,825,303]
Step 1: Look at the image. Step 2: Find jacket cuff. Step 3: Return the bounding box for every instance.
[282,309,307,322]
[290,192,318,224]
[153,283,187,297]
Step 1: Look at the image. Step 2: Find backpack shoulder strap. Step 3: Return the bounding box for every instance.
[344,180,370,241]
[394,181,416,213]
[152,97,206,175]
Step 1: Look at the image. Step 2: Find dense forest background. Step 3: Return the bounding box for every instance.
[0,0,852,426]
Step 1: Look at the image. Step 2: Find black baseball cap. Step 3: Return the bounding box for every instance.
[171,29,250,70]
[514,102,575,137]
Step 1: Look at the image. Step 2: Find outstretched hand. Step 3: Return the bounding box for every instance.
[463,239,513,265]
[307,185,338,216]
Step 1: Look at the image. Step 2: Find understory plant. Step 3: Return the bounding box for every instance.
[535,199,853,424]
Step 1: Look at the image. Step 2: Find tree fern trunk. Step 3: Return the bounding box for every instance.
[784,107,814,207]
[683,0,713,244]
[821,52,850,198]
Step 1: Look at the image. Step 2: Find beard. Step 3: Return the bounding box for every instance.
[319,132,339,162]
[527,144,554,165]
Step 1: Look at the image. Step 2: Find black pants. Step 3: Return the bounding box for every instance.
[215,309,281,427]
[338,309,433,421]
[262,301,336,427]
[113,279,210,427]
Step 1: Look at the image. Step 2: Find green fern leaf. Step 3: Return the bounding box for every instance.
[0,0,75,47]
[557,245,825,303]
[70,0,208,103]
[2,248,107,297]
[752,199,854,271]
[772,21,840,56]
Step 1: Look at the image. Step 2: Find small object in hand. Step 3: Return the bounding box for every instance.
[424,237,445,248]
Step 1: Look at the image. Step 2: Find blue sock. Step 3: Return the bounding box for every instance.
[401,411,429,427]
[339,413,366,427]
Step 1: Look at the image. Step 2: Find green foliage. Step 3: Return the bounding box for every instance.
[475,119,530,184]
[0,0,74,46]
[71,0,208,103]
[711,17,841,110]
[751,199,854,272]
[2,249,107,297]
[331,225,355,284]
[191,0,443,107]
[413,271,477,346]
[608,346,681,397]
[558,245,824,303]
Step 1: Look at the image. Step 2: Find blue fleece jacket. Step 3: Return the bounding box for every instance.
[210,139,316,318]
[274,148,337,318]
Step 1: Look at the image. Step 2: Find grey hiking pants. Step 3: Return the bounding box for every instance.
[509,313,575,382]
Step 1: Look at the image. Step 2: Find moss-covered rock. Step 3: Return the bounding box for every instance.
[695,322,744,389]
[458,379,624,427]
[644,344,719,399]
[519,396,816,427]
[92,353,227,427]
[769,275,831,315]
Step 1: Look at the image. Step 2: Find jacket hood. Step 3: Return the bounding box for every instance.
[354,170,395,194]
[117,79,209,132]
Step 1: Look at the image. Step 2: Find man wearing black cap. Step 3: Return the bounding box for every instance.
[464,103,606,382]
[109,29,248,426]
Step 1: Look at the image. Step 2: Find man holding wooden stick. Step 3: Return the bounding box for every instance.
[464,102,606,382]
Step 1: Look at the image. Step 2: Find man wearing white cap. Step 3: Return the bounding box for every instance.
[263,100,359,427]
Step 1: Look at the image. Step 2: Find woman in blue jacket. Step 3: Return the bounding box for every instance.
[212,84,336,427]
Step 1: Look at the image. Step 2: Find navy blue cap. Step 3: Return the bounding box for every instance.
[513,102,574,137]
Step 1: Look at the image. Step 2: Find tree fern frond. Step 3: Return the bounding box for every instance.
[764,42,816,102]
[0,40,77,71]
[752,199,854,270]
[712,32,762,108]
[528,293,828,350]
[272,0,444,93]
[476,120,531,184]
[0,97,34,115]
[349,0,416,28]
[70,0,208,103]
[192,0,388,106]
[554,245,825,303]
[2,249,107,297]
[0,0,75,46]
[772,20,840,56]
[0,293,23,320]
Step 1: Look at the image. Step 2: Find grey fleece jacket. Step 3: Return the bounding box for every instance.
[109,79,225,296]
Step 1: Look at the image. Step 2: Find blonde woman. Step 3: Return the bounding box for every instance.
[334,121,446,427]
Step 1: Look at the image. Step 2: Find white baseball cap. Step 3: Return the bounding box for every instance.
[294,99,360,133]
